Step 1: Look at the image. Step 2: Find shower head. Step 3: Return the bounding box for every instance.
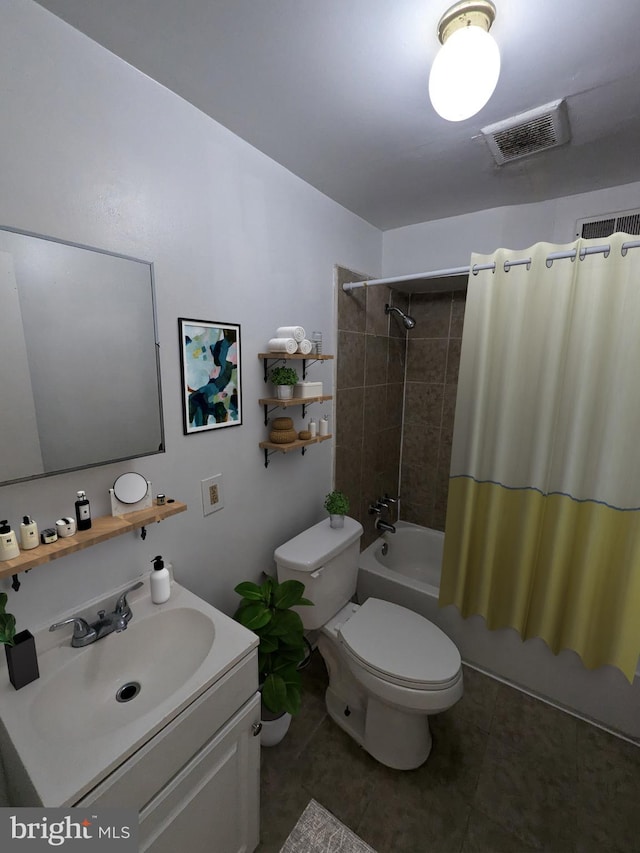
[385,303,416,330]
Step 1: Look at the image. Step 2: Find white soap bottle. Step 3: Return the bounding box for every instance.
[0,520,20,561]
[20,516,39,550]
[150,555,171,604]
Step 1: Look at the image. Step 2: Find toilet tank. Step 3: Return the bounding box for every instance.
[275,517,363,629]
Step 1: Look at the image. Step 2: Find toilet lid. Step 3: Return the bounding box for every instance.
[339,598,461,688]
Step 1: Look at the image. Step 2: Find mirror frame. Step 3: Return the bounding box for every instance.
[0,226,165,486]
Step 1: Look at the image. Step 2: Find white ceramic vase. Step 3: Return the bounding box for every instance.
[276,385,294,400]
[260,711,292,747]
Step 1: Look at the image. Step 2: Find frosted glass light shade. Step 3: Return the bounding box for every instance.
[429,25,500,122]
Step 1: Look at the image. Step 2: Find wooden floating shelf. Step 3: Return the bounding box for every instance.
[259,434,332,453]
[0,500,187,581]
[258,394,332,408]
[257,352,334,361]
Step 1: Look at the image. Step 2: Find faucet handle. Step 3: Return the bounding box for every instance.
[49,616,92,640]
[380,494,398,505]
[114,581,144,614]
[368,502,384,515]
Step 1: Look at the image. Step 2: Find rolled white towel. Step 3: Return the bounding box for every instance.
[276,325,305,343]
[268,337,298,354]
[297,338,313,355]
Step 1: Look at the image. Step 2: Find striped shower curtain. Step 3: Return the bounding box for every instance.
[440,233,640,681]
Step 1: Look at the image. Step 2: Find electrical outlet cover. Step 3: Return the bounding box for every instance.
[201,474,224,516]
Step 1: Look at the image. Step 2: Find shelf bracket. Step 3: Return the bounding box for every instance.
[262,403,286,425]
[262,356,288,382]
[263,448,277,468]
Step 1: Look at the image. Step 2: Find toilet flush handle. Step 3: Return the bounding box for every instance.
[310,566,325,579]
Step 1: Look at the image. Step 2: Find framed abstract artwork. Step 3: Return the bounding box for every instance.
[178,318,242,434]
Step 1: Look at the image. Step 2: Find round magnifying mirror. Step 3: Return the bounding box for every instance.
[113,472,149,504]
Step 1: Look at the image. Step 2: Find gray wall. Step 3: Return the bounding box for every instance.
[0,0,381,634]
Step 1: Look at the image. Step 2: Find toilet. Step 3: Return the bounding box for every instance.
[274,516,463,770]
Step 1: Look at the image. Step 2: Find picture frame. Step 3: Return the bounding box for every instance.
[178,318,242,434]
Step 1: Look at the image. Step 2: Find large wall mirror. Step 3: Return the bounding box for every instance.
[0,227,164,486]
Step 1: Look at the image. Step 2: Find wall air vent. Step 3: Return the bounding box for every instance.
[576,209,640,239]
[481,99,570,165]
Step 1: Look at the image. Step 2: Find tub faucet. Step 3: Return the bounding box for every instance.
[375,518,396,534]
[379,494,398,507]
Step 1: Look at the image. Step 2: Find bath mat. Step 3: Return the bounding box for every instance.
[279,799,376,853]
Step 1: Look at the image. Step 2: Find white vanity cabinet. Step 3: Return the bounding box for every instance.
[75,649,261,853]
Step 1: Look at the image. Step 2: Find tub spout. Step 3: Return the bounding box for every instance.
[375,518,396,534]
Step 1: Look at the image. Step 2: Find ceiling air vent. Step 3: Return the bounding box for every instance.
[481,99,570,166]
[576,209,640,239]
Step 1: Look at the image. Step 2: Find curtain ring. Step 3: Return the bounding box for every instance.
[579,247,587,261]
[603,247,610,258]
[546,258,554,268]
[471,264,479,276]
[503,260,511,272]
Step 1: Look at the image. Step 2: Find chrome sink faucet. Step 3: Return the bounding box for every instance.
[49,581,144,648]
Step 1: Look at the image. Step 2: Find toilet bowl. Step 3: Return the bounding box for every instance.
[275,516,463,770]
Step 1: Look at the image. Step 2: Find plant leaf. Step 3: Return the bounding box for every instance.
[268,609,304,637]
[261,673,288,714]
[233,581,264,601]
[0,613,16,646]
[273,580,307,609]
[233,601,272,631]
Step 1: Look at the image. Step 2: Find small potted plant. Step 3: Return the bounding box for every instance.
[269,365,299,400]
[0,592,39,690]
[233,576,313,745]
[324,490,350,529]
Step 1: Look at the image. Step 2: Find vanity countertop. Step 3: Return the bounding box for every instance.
[0,577,258,806]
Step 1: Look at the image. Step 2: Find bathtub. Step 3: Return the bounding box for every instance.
[357,521,640,740]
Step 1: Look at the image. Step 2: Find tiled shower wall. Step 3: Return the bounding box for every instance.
[401,290,466,530]
[335,265,466,546]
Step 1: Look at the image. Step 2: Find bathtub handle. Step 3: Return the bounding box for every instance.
[310,567,325,579]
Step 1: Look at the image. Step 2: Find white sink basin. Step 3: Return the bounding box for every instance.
[30,606,216,740]
[0,576,258,807]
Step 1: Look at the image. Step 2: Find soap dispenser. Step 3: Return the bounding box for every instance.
[19,516,39,551]
[150,555,171,604]
[0,520,20,561]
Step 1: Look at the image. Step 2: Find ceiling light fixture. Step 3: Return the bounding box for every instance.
[429,0,500,122]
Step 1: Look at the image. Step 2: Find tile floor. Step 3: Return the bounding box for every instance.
[258,652,640,853]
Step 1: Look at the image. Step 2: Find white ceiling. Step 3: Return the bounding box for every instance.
[33,0,640,230]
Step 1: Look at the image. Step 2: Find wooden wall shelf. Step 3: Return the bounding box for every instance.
[0,500,187,581]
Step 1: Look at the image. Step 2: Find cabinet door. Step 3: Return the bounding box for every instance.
[139,693,260,853]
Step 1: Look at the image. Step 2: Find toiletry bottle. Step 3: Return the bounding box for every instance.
[19,516,39,550]
[75,490,92,531]
[150,555,171,604]
[0,520,20,561]
[319,414,329,436]
[308,417,317,438]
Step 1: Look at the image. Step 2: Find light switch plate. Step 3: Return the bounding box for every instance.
[201,474,224,516]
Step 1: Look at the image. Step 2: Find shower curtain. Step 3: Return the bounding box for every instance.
[440,233,640,681]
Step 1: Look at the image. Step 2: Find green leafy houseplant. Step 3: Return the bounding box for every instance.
[324,490,350,516]
[0,593,16,647]
[269,366,299,386]
[233,577,312,716]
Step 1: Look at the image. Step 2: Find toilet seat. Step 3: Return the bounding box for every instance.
[338,598,461,691]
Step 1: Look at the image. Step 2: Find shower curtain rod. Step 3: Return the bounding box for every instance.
[341,239,640,292]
